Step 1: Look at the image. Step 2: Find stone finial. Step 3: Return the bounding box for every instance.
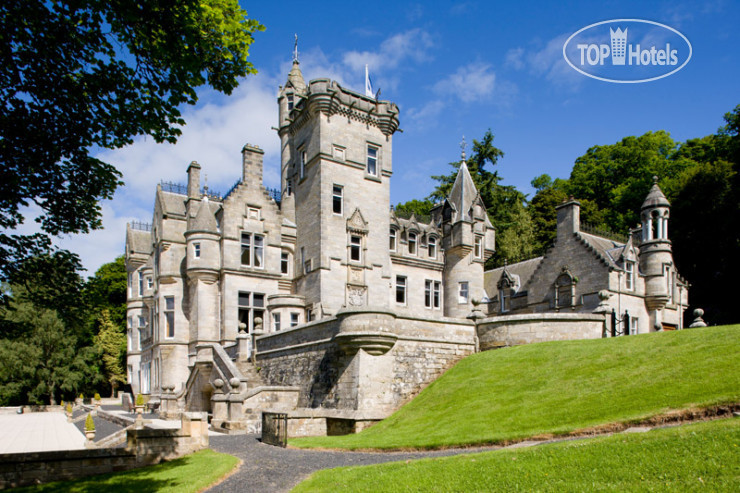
[460,135,467,161]
[293,33,299,63]
[688,308,707,328]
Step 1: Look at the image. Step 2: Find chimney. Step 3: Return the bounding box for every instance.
[555,196,580,240]
[242,144,264,185]
[187,161,201,198]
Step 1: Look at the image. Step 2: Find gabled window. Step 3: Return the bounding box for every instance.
[458,282,469,304]
[164,296,175,338]
[389,228,397,251]
[350,235,362,262]
[625,261,635,291]
[395,276,407,304]
[367,145,378,176]
[241,233,264,268]
[474,236,483,259]
[333,185,343,215]
[408,232,417,255]
[428,236,437,258]
[425,280,441,309]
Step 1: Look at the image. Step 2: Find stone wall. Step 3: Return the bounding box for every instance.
[0,413,208,490]
[477,313,606,350]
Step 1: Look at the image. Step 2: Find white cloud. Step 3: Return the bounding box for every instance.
[505,47,525,70]
[508,33,583,89]
[405,100,446,129]
[342,29,433,74]
[433,63,497,103]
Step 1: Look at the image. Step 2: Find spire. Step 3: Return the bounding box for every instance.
[189,195,218,233]
[448,160,478,222]
[293,33,299,63]
[460,135,467,162]
[641,176,670,210]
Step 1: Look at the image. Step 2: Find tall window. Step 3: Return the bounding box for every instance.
[333,185,343,215]
[428,236,437,258]
[350,235,362,262]
[128,273,133,297]
[389,228,397,251]
[408,232,417,255]
[290,313,299,327]
[555,273,574,308]
[241,233,264,268]
[501,290,510,313]
[300,149,306,179]
[458,282,469,304]
[273,313,281,332]
[665,265,673,303]
[138,273,144,297]
[629,317,639,335]
[164,296,175,338]
[194,242,201,258]
[396,276,407,304]
[367,145,378,176]
[474,236,483,259]
[286,179,293,196]
[238,292,265,333]
[281,251,289,275]
[287,93,294,110]
[625,261,635,291]
[425,280,441,309]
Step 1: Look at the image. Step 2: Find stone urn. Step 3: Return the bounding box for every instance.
[85,429,96,441]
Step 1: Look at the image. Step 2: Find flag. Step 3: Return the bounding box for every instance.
[365,64,374,97]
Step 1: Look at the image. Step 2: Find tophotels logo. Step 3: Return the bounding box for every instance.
[563,19,692,83]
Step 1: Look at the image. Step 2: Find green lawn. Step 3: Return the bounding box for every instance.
[15,449,240,493]
[292,325,740,450]
[294,417,740,492]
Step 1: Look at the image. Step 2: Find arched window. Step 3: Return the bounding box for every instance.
[555,269,576,308]
[651,210,660,240]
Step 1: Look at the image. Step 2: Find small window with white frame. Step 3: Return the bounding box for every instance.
[241,233,264,268]
[629,316,639,335]
[428,236,437,258]
[332,185,343,215]
[389,228,397,251]
[395,276,407,305]
[408,232,417,255]
[138,273,144,297]
[625,261,635,291]
[273,313,281,332]
[287,93,294,111]
[424,280,441,309]
[290,312,299,327]
[474,236,483,259]
[147,276,153,290]
[350,235,362,262]
[281,251,290,275]
[366,145,378,176]
[458,282,469,304]
[194,242,201,258]
[164,296,175,338]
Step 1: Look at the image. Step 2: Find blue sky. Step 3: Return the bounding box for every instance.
[46,0,739,274]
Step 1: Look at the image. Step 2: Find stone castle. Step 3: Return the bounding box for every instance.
[125,59,688,434]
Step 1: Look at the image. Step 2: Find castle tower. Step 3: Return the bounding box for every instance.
[185,195,221,344]
[440,161,495,318]
[276,62,399,315]
[638,176,672,332]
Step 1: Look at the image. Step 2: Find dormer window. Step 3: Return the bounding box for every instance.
[428,236,437,258]
[474,236,483,259]
[625,261,635,291]
[408,232,417,255]
[389,228,397,251]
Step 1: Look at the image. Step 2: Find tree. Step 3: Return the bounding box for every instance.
[0,0,263,277]
[393,199,435,218]
[95,310,126,395]
[85,256,128,331]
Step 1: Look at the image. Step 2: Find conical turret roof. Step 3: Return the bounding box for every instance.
[641,176,670,210]
[189,196,219,233]
[448,162,478,221]
[286,61,306,93]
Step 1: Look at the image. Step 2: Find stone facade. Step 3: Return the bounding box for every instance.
[126,60,689,434]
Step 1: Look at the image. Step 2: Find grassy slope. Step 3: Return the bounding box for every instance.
[293,417,740,492]
[15,449,239,493]
[293,325,740,450]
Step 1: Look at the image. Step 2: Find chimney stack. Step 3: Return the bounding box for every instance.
[242,144,264,185]
[555,196,580,241]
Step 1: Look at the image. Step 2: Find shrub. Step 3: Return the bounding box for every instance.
[136,393,145,406]
[94,392,101,401]
[85,413,95,432]
[66,403,73,414]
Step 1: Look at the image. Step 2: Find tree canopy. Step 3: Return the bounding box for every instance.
[0,0,263,277]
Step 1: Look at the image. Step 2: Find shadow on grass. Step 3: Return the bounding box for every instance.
[17,452,232,493]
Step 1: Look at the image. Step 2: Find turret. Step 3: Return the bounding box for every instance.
[638,176,673,331]
[441,154,495,318]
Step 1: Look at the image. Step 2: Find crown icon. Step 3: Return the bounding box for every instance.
[610,27,627,65]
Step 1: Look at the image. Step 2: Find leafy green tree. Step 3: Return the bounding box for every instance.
[0,0,263,277]
[95,310,126,395]
[85,256,128,331]
[393,199,436,218]
[0,295,89,405]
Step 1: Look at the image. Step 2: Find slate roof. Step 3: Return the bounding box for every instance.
[642,177,670,210]
[188,197,219,233]
[447,162,478,222]
[126,228,152,255]
[485,256,543,297]
[575,232,628,269]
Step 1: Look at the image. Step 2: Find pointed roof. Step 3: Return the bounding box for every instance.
[189,197,219,233]
[642,176,670,210]
[448,162,478,221]
[286,60,306,93]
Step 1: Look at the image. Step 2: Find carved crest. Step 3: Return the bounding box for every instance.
[346,208,368,234]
